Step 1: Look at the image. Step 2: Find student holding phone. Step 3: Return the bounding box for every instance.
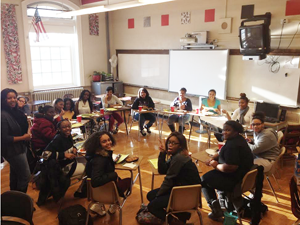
[131,88,156,136]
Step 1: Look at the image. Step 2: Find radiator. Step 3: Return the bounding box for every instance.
[33,87,84,104]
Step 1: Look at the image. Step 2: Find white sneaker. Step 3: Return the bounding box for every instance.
[90,203,106,216]
[108,204,118,214]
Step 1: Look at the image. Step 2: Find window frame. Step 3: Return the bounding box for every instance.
[21,0,84,91]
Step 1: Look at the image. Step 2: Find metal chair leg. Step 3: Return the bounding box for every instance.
[272,173,281,190]
[151,173,154,190]
[119,208,122,225]
[266,176,279,203]
[197,209,204,225]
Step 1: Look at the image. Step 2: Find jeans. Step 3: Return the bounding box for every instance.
[134,113,156,131]
[5,151,31,193]
[108,112,123,131]
[201,170,238,205]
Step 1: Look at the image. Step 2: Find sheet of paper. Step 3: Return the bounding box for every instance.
[148,158,158,170]
[116,154,129,164]
[123,163,136,169]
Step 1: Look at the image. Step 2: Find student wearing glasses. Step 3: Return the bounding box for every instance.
[147,132,200,224]
[246,112,280,173]
[17,96,31,115]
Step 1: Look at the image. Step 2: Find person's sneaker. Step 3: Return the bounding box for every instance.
[219,198,226,210]
[144,125,151,134]
[112,129,118,134]
[90,203,106,216]
[140,129,146,136]
[108,204,118,214]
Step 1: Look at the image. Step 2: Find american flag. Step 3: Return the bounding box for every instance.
[31,8,48,42]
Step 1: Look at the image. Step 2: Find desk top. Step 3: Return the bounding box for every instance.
[191,151,211,163]
[115,156,143,171]
[71,119,90,128]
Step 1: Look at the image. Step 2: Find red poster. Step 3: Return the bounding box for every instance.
[205,9,215,22]
[161,14,169,26]
[286,0,300,16]
[128,18,134,29]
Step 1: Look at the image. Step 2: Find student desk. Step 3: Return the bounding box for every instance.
[189,112,227,147]
[28,100,51,113]
[115,156,144,204]
[158,110,188,136]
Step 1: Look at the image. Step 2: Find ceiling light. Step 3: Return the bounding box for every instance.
[57,0,174,17]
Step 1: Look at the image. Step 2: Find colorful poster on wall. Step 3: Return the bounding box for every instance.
[1,4,22,84]
[181,12,191,24]
[128,18,134,29]
[205,9,215,22]
[89,14,99,35]
[286,0,300,16]
[161,14,169,26]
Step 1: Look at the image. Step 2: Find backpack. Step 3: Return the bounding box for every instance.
[58,204,93,225]
[240,197,268,219]
[136,205,163,225]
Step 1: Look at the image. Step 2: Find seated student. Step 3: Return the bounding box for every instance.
[247,112,280,173]
[131,88,156,136]
[215,93,253,142]
[75,90,93,115]
[53,98,65,122]
[222,93,253,126]
[200,89,221,114]
[168,87,192,134]
[84,131,131,216]
[101,87,123,134]
[31,105,57,156]
[201,121,253,221]
[37,120,77,206]
[17,96,31,115]
[63,98,76,120]
[147,132,201,224]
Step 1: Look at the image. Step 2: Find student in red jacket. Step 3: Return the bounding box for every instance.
[31,105,57,156]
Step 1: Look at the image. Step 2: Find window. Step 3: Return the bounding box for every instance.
[26,2,81,90]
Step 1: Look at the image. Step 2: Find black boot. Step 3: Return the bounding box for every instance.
[208,200,223,222]
[168,124,175,132]
[178,126,185,134]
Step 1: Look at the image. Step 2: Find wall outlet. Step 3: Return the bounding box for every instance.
[280,19,289,24]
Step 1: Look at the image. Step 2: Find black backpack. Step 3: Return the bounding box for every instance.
[58,204,93,225]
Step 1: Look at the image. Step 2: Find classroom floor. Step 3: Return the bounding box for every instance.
[1,120,297,225]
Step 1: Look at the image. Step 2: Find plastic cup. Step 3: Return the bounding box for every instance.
[171,106,175,112]
[138,106,143,112]
[218,142,225,150]
[196,108,200,114]
[76,115,82,123]
[100,108,105,115]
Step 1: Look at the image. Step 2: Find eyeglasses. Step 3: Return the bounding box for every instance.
[18,100,25,103]
[167,141,180,146]
[251,123,262,126]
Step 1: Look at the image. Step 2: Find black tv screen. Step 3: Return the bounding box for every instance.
[255,102,280,119]
[240,26,263,49]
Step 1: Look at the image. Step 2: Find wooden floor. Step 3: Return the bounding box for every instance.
[1,121,297,225]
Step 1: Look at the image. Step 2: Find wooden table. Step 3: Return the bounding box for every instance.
[71,119,91,139]
[115,156,144,204]
[28,100,51,112]
[189,111,227,147]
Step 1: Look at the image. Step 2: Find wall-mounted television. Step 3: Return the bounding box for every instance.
[255,102,280,122]
[239,13,271,58]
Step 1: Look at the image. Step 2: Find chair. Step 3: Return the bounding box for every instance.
[165,184,203,225]
[174,121,192,134]
[290,176,300,225]
[277,130,284,144]
[282,124,300,153]
[265,147,286,203]
[86,179,128,225]
[1,191,34,225]
[63,93,74,99]
[226,168,258,225]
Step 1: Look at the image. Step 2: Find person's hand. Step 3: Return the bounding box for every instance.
[210,160,218,168]
[65,153,76,159]
[215,108,220,114]
[222,109,227,114]
[204,108,209,112]
[158,138,166,153]
[73,147,77,155]
[205,158,213,166]
[143,106,148,109]
[59,109,65,116]
[245,138,252,143]
[22,134,31,141]
[180,104,185,110]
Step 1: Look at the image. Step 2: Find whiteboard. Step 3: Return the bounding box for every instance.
[227,55,300,106]
[118,54,169,90]
[169,50,229,99]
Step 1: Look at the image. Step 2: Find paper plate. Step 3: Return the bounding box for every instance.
[205,149,218,156]
[114,106,123,109]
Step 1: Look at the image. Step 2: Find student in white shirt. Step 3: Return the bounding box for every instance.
[101,87,123,134]
[75,90,93,115]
